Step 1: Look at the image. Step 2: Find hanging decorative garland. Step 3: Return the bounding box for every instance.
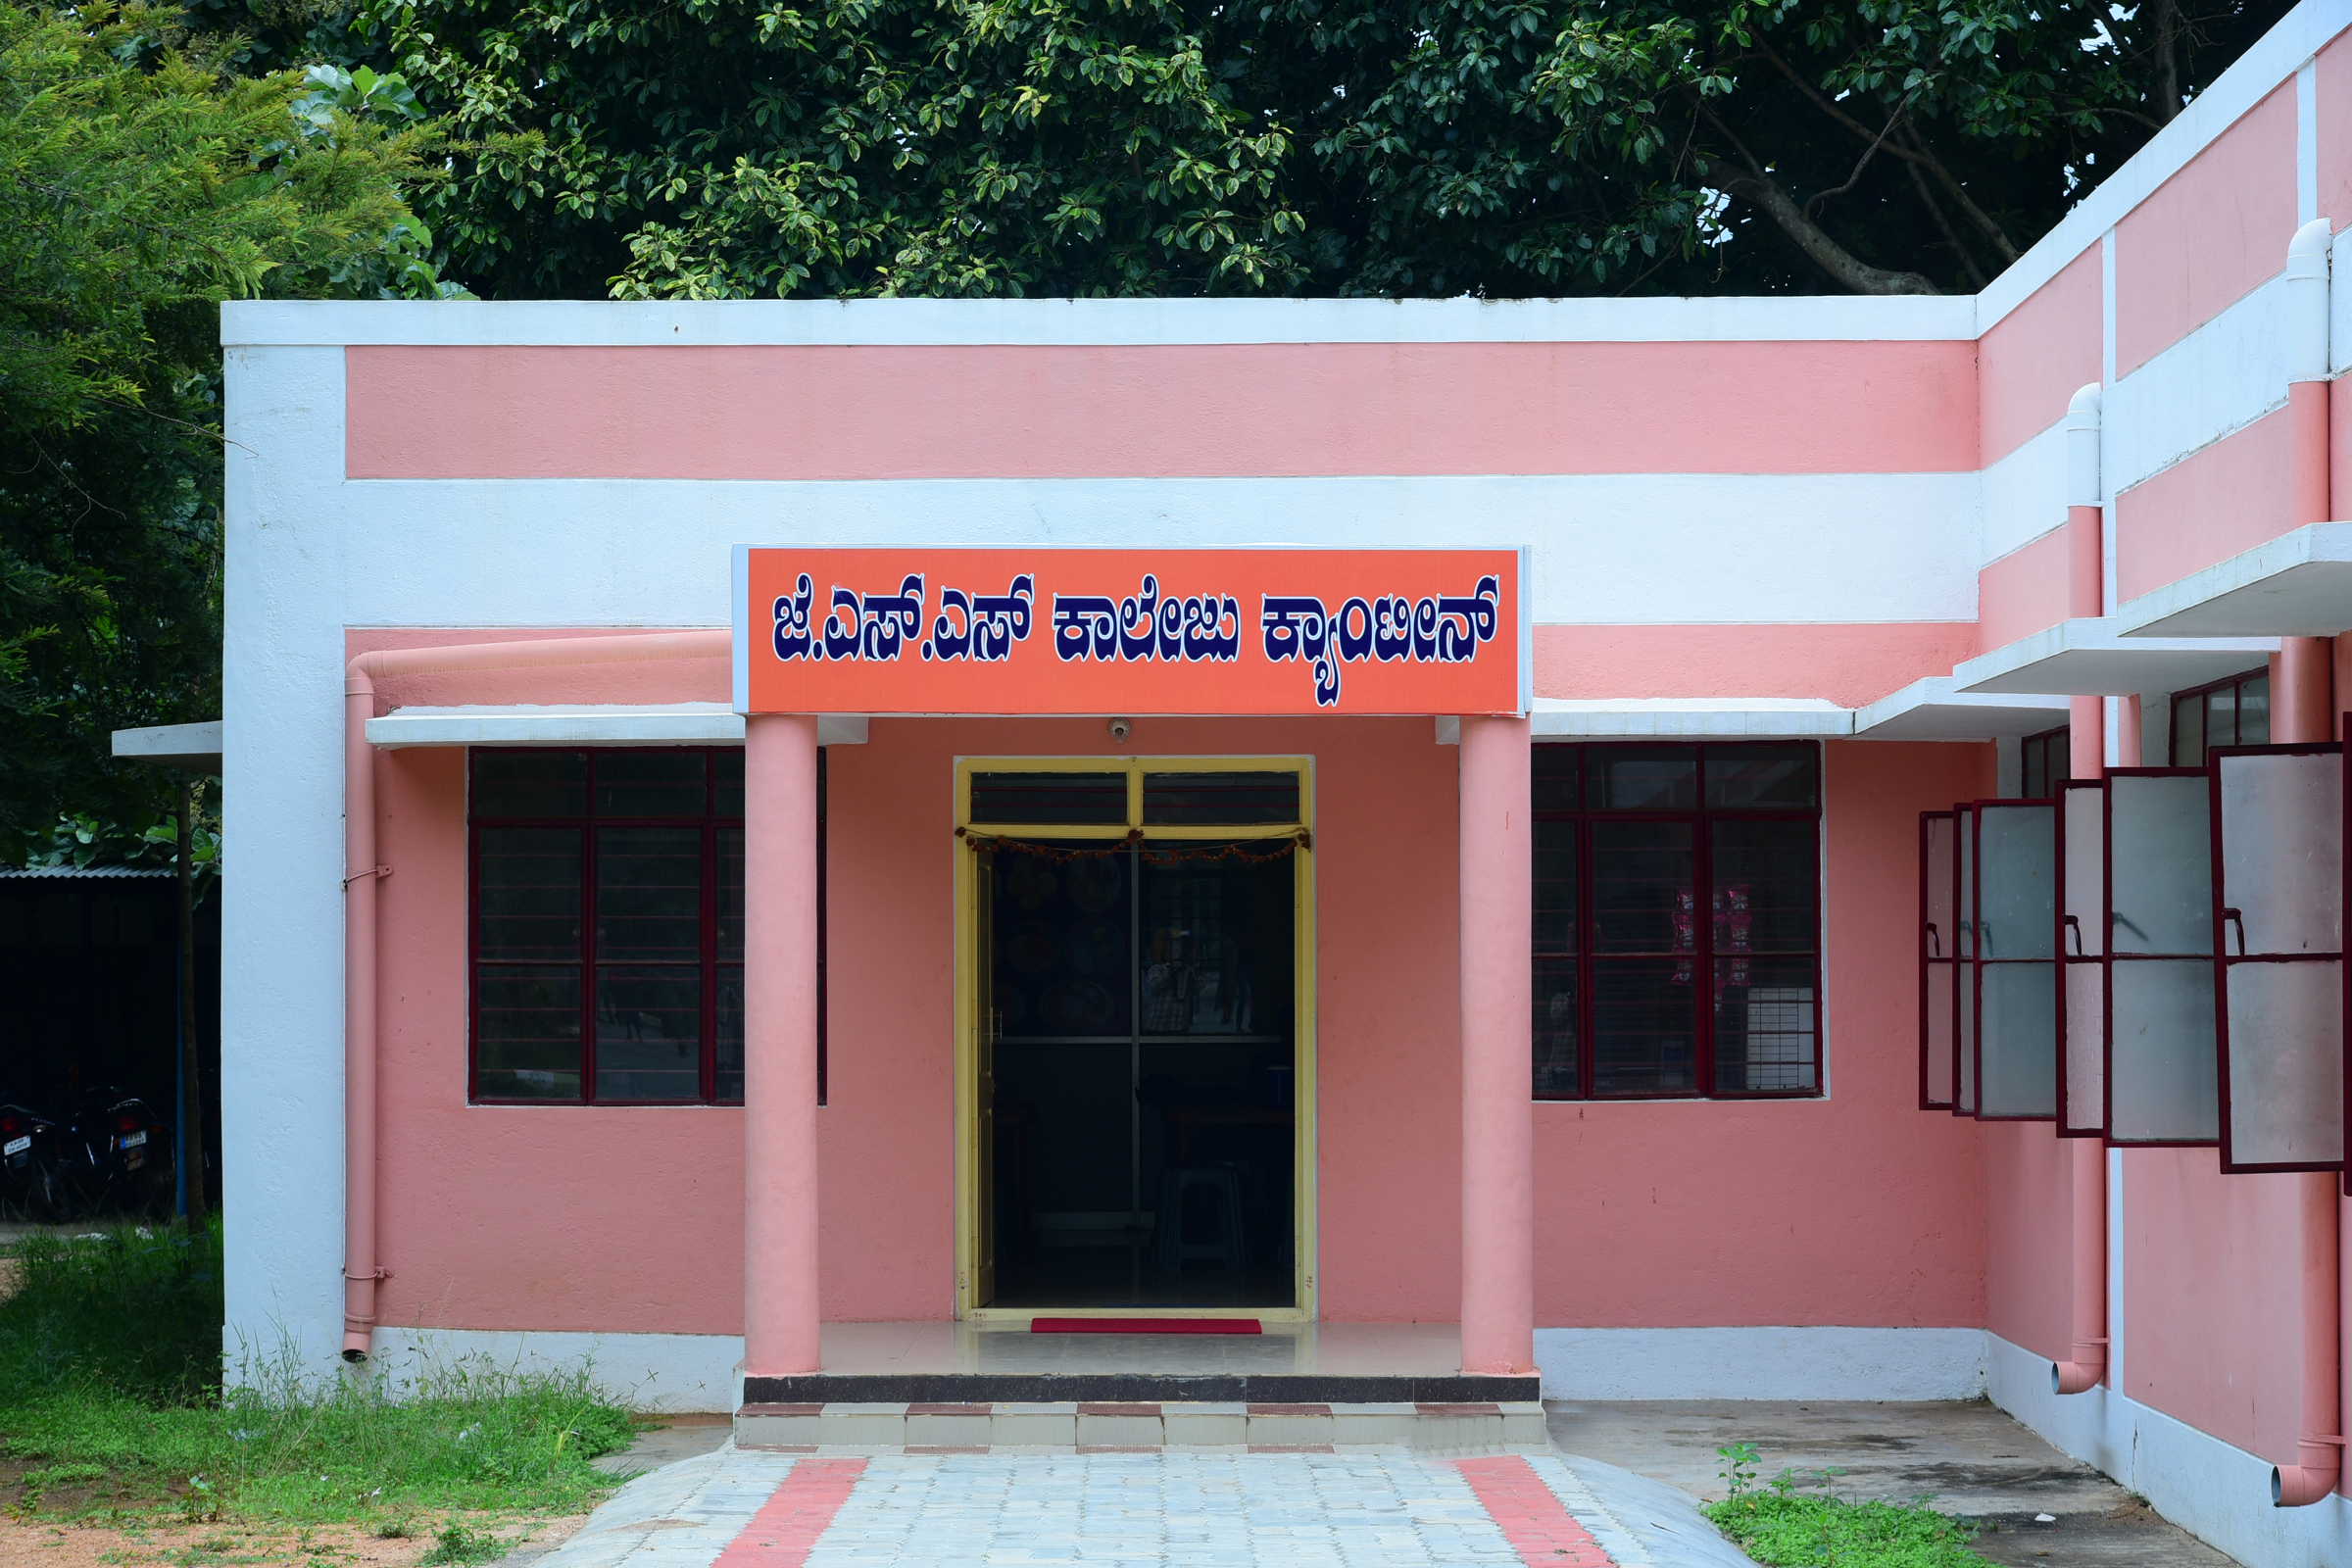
[954,825,1309,864]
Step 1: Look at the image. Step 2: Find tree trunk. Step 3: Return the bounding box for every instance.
[178,779,208,1233]
[1696,155,1939,296]
[2154,0,2181,124]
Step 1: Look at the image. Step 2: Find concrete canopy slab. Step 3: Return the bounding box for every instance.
[2115,521,2352,637]
[111,719,222,774]
[365,705,870,748]
[1852,677,2073,740]
[1531,698,1853,739]
[1951,618,2277,696]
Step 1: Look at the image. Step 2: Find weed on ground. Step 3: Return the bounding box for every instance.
[1704,1443,1992,1567]
[0,1222,636,1544]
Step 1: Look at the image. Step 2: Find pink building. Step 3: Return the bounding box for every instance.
[209,2,2352,1561]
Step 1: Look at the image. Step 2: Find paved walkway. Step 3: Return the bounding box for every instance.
[533,1445,1757,1568]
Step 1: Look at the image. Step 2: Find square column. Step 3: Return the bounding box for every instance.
[1458,714,1535,1374]
[744,713,821,1375]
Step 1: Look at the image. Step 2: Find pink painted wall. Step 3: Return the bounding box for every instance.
[343,342,1980,481]
[2321,31,2352,231]
[2113,84,2298,376]
[361,636,1988,1335]
[360,657,1472,1329]
[1980,249,2103,466]
[1983,1121,2075,1365]
[2113,410,2295,603]
[2123,1152,2311,1463]
[1977,529,2078,653]
[1532,740,1989,1329]
[1533,623,1979,710]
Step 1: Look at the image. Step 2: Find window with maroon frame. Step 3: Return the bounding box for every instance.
[2019,724,2070,800]
[1532,743,1822,1100]
[2170,666,2270,765]
[468,748,825,1105]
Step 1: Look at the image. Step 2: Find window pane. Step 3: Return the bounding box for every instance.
[715,966,744,1102]
[1586,747,1697,810]
[971,771,1129,824]
[594,965,701,1101]
[2173,693,2205,767]
[1705,745,1818,809]
[478,828,581,960]
[716,827,744,963]
[1592,958,1698,1096]
[996,843,1135,1039]
[1589,820,1694,954]
[476,964,581,1098]
[1712,956,1817,1094]
[1142,771,1299,825]
[596,751,707,817]
[715,749,745,817]
[1533,956,1580,1098]
[597,827,702,961]
[2236,675,2269,747]
[472,752,587,818]
[2022,737,2048,802]
[1712,819,1816,955]
[1533,747,1579,812]
[2206,685,2236,751]
[1534,821,1577,954]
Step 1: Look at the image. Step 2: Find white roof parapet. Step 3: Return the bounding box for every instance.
[367,704,869,748]
[1851,677,2072,740]
[111,719,222,774]
[2114,522,2352,638]
[1953,617,2278,696]
[221,294,1977,349]
[1530,698,1852,739]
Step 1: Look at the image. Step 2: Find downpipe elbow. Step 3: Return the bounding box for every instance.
[2049,1356,2105,1396]
[2270,1455,2340,1509]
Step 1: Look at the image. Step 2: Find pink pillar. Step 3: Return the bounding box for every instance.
[744,713,821,1377]
[1459,715,1535,1375]
[2067,697,2105,783]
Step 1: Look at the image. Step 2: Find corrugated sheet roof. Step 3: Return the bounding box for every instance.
[0,865,175,879]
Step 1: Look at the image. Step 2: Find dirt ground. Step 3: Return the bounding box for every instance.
[1546,1398,2243,1567]
[0,1511,592,1568]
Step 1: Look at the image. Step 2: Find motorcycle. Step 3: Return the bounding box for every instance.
[0,1097,71,1220]
[60,1088,176,1218]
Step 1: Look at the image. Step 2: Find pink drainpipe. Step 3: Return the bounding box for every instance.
[339,630,731,1358]
[2053,382,2110,1397]
[1458,715,1535,1375]
[2271,218,2343,1507]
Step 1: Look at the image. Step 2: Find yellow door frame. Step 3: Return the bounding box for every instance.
[952,754,1317,1323]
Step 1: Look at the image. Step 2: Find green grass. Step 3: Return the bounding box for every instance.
[0,1221,637,1527]
[1703,1445,1991,1568]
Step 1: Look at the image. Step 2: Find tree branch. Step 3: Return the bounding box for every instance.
[1905,160,1987,290]
[1806,96,1910,219]
[1688,102,1937,295]
[1753,35,2022,264]
[1894,122,2020,264]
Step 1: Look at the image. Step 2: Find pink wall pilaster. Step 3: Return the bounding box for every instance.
[1458,716,1534,1374]
[745,713,821,1375]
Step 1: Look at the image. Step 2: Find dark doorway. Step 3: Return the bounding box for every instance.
[986,841,1295,1307]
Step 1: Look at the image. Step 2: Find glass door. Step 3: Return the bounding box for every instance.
[957,760,1313,1317]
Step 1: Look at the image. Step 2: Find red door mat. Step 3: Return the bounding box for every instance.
[1029,1317,1262,1335]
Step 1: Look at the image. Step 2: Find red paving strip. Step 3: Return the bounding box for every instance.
[710,1457,867,1568]
[1454,1456,1617,1567]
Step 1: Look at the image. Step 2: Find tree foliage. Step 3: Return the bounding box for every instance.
[318,0,2288,300]
[0,2,451,861]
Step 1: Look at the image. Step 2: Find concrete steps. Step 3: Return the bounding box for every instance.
[735,1399,1547,1454]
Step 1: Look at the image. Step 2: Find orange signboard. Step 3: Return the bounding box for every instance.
[732,548,1526,716]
